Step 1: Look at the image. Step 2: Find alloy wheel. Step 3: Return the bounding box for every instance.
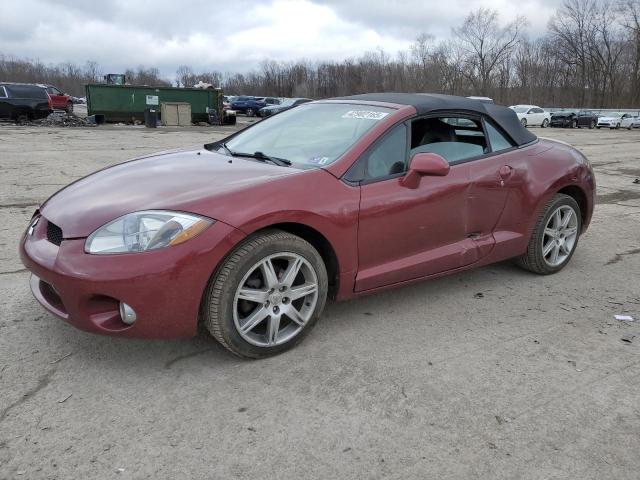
[541,205,578,267]
[233,252,319,347]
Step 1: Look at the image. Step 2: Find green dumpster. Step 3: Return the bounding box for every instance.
[85,84,226,124]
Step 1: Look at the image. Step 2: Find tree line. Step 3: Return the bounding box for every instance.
[1,0,638,108]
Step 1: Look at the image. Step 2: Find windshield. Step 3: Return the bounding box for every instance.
[512,107,529,113]
[223,103,394,167]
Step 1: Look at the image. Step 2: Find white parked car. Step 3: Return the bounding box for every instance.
[597,112,634,129]
[621,115,640,130]
[509,105,551,128]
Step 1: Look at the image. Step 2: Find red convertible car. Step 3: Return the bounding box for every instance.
[20,93,595,358]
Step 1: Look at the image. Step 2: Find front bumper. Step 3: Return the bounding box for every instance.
[20,216,245,338]
[550,119,571,127]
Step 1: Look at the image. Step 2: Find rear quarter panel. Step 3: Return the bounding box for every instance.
[492,139,595,259]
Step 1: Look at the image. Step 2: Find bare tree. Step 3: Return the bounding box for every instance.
[454,8,526,95]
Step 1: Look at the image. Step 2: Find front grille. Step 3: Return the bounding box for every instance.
[46,221,63,246]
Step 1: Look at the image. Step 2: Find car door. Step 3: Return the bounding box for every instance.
[467,119,520,254]
[525,108,536,125]
[46,86,65,109]
[352,118,481,292]
[577,112,589,127]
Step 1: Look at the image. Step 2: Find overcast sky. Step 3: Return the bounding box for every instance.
[1,0,560,79]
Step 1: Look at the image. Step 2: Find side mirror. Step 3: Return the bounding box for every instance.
[400,153,450,189]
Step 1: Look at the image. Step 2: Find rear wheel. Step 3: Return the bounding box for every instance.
[541,118,549,128]
[65,101,73,114]
[203,229,328,358]
[521,118,527,127]
[571,119,578,129]
[589,120,595,129]
[516,194,581,275]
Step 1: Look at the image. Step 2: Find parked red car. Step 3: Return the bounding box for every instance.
[40,84,73,113]
[20,93,595,358]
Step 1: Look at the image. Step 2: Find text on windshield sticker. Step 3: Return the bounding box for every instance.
[341,110,389,120]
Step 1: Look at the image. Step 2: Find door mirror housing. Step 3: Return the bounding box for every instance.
[400,152,450,189]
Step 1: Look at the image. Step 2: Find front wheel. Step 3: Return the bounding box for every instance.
[521,118,527,127]
[65,102,73,114]
[203,229,328,358]
[541,118,549,128]
[516,194,581,275]
[571,120,578,129]
[589,120,595,129]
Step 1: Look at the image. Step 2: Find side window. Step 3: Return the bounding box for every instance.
[484,121,514,152]
[410,116,487,164]
[363,124,407,180]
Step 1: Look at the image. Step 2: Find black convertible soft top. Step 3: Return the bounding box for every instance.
[332,93,537,147]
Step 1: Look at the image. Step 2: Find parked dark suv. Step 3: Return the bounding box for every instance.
[550,110,597,129]
[0,83,52,122]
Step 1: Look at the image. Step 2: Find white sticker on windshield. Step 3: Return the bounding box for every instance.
[342,110,389,120]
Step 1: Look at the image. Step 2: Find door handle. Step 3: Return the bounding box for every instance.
[499,165,513,179]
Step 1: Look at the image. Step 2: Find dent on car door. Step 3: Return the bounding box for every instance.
[353,118,479,292]
[467,120,519,253]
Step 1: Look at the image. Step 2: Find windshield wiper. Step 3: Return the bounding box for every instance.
[224,147,291,167]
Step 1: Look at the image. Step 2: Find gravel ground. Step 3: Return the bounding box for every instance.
[0,123,639,479]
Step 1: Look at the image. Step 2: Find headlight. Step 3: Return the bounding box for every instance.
[85,210,213,254]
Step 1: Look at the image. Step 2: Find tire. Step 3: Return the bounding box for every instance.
[516,194,581,275]
[616,123,620,129]
[15,112,31,124]
[571,120,577,129]
[542,118,549,128]
[65,102,73,114]
[521,118,527,127]
[246,108,255,117]
[589,120,595,129]
[203,229,328,358]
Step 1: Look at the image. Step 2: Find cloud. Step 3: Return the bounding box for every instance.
[0,0,559,79]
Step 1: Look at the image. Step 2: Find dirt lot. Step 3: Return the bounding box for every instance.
[1,123,639,479]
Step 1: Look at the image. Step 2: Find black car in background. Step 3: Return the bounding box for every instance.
[550,110,598,129]
[258,97,312,117]
[0,83,52,122]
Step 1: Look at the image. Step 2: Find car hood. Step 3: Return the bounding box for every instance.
[40,147,302,238]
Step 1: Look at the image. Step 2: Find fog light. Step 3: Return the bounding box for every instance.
[119,302,137,325]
